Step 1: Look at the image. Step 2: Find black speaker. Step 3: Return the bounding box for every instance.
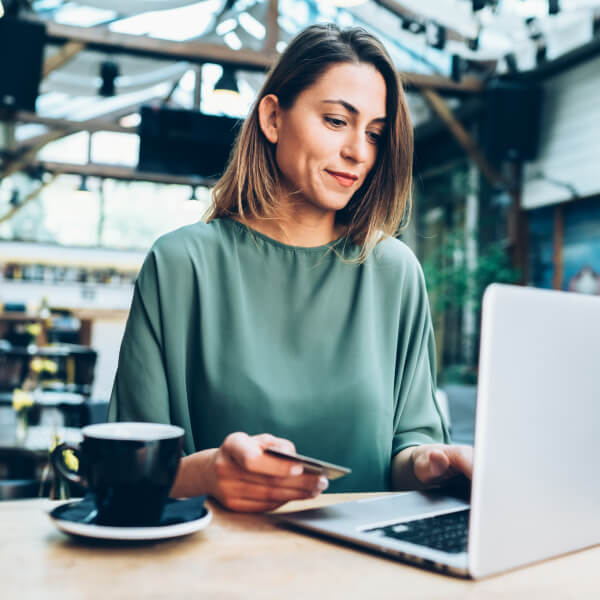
[484,80,543,161]
[0,17,46,111]
[138,106,241,178]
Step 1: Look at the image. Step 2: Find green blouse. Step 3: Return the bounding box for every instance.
[108,218,449,492]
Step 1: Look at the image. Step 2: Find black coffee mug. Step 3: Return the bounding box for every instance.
[51,422,184,526]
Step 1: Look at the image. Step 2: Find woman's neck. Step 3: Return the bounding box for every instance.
[234,200,345,247]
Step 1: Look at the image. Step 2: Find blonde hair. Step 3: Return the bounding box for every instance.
[206,24,413,262]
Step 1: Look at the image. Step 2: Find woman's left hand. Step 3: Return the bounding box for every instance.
[410,444,473,486]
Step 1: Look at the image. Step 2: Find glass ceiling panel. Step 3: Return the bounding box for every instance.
[20,0,600,168]
[90,132,139,167]
[52,2,117,27]
[108,1,222,41]
[37,131,90,164]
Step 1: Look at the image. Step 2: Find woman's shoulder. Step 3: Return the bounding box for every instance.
[149,220,223,260]
[368,235,429,303]
[372,235,422,274]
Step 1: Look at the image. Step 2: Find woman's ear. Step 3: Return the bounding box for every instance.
[258,94,280,144]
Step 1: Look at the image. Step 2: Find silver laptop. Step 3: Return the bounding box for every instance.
[277,284,600,578]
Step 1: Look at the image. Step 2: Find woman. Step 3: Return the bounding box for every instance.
[108,24,472,512]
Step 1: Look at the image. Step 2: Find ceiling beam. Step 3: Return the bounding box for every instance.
[2,101,148,176]
[31,18,483,94]
[419,88,509,192]
[0,174,59,225]
[43,41,86,77]
[11,110,135,136]
[32,160,217,187]
[36,19,273,71]
[1,130,67,180]
[374,0,474,44]
[403,72,482,93]
[8,88,186,153]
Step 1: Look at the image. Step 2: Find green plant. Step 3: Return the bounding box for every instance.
[423,231,520,317]
[422,231,520,381]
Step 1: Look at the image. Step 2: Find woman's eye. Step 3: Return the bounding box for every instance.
[324,116,346,128]
[367,131,382,144]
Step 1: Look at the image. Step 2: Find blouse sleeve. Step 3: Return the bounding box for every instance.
[107,250,171,424]
[391,260,450,457]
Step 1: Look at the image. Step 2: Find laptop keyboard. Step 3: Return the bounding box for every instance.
[363,509,470,554]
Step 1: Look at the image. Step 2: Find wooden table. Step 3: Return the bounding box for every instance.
[1,493,598,599]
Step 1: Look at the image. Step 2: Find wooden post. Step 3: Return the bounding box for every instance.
[193,66,202,110]
[505,161,527,280]
[264,0,279,56]
[553,204,564,290]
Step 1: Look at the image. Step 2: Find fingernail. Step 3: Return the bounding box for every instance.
[317,476,329,491]
[290,464,303,476]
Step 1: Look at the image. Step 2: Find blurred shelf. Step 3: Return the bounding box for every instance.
[0,312,45,321]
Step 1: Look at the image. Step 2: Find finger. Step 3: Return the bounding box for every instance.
[254,434,296,454]
[413,447,450,484]
[219,497,285,513]
[445,445,474,479]
[237,471,328,494]
[424,448,451,479]
[415,445,474,485]
[428,449,451,478]
[225,480,323,504]
[217,455,326,492]
[222,432,303,477]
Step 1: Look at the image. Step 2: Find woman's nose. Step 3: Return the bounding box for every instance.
[341,131,370,163]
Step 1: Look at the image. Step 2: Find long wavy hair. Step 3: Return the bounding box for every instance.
[205,23,413,262]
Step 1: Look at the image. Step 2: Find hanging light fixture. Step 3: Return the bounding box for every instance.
[0,1,4,18]
[75,175,93,199]
[99,60,120,97]
[504,53,518,73]
[185,184,204,211]
[401,18,426,35]
[450,55,466,83]
[425,21,446,50]
[214,66,239,96]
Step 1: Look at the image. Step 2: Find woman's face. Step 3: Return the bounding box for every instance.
[262,62,387,218]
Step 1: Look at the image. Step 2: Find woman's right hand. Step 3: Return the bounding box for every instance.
[207,432,329,512]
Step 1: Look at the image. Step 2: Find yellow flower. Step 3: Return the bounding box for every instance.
[42,359,58,374]
[30,357,58,374]
[30,357,44,373]
[25,323,42,336]
[62,449,79,473]
[50,433,61,453]
[12,389,34,412]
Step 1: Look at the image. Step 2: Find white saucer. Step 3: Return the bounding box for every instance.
[48,506,212,541]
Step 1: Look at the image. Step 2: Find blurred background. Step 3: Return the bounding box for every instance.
[0,0,599,495]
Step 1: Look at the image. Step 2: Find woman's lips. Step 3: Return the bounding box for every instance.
[326,170,358,188]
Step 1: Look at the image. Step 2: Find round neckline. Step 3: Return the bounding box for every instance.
[220,217,351,254]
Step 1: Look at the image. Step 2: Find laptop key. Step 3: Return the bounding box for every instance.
[364,509,470,554]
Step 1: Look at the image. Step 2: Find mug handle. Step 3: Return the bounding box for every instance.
[51,442,85,486]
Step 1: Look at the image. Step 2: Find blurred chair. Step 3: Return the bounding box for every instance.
[0,447,40,500]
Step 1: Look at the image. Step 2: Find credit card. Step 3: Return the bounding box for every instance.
[264,447,351,480]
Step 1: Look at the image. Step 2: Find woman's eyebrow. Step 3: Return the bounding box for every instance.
[321,99,386,124]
